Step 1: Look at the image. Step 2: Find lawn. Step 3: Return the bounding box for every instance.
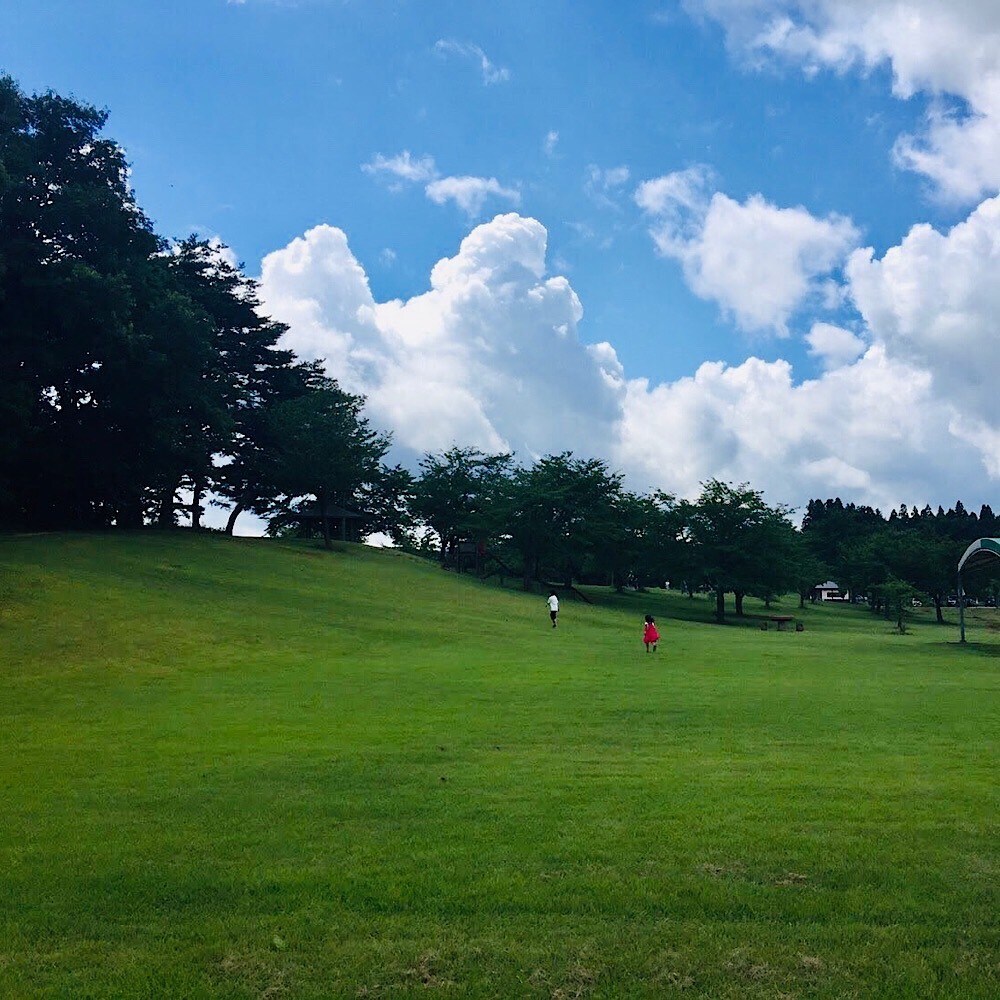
[0,532,997,998]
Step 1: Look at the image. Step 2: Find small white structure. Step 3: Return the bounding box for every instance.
[813,581,849,602]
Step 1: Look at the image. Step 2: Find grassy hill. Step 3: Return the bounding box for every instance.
[1,532,997,998]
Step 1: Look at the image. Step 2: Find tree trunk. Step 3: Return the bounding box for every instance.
[225,498,247,536]
[933,594,944,624]
[117,495,143,529]
[191,478,203,530]
[319,491,332,550]
[715,586,726,622]
[157,485,177,527]
[799,593,806,609]
[735,590,745,616]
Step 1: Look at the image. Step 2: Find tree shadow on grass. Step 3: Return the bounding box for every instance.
[949,641,1000,657]
[578,586,796,631]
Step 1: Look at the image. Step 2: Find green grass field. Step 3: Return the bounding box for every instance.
[1,533,997,998]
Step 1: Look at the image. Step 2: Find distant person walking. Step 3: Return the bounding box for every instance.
[643,614,660,653]
[547,592,559,628]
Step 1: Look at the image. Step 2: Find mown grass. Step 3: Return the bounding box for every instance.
[0,532,997,998]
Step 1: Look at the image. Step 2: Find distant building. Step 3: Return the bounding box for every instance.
[812,581,850,602]
[280,504,367,542]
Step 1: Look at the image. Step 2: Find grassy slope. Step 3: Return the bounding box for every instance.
[0,532,997,999]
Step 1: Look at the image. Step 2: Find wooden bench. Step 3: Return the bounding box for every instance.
[763,615,795,631]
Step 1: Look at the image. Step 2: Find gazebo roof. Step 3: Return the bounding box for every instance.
[284,505,366,521]
[957,537,1000,575]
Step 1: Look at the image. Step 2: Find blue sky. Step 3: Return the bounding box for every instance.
[4,0,999,514]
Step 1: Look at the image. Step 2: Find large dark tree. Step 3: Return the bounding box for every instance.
[0,76,164,526]
[158,237,302,527]
[591,490,685,592]
[501,453,620,590]
[0,77,322,530]
[686,480,798,621]
[411,447,514,565]
[264,380,391,549]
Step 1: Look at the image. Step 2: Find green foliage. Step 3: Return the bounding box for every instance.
[411,447,514,561]
[500,452,621,588]
[264,380,391,548]
[874,575,922,633]
[0,76,333,530]
[804,497,997,619]
[684,480,799,620]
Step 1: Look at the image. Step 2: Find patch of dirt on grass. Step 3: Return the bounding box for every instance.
[401,952,455,989]
[724,949,773,982]
[217,951,294,998]
[650,948,696,991]
[357,952,457,995]
[529,961,600,999]
[657,969,695,990]
[775,871,809,886]
[799,955,823,971]
[699,860,745,878]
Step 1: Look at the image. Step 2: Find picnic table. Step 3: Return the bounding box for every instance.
[763,615,795,631]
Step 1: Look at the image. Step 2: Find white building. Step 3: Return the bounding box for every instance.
[813,581,849,602]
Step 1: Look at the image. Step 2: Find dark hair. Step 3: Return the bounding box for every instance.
[644,614,654,623]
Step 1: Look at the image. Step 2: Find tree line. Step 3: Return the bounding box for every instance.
[407,447,816,621]
[801,498,999,627]
[3,75,995,625]
[0,74,408,540]
[406,451,998,626]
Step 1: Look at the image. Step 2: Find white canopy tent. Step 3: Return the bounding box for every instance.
[957,538,1000,643]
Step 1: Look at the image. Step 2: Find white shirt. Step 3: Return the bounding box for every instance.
[547,595,559,612]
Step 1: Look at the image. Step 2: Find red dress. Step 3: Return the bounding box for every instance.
[643,622,660,643]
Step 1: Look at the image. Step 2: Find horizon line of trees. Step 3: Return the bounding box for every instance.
[402,447,998,625]
[801,497,998,628]
[3,73,997,624]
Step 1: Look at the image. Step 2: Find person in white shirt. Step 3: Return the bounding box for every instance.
[547,592,559,628]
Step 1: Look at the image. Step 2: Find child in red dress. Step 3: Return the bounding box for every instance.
[643,614,660,653]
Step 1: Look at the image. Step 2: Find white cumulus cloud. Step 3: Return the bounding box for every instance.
[636,168,860,334]
[261,214,617,458]
[425,176,521,216]
[258,213,998,511]
[805,322,866,369]
[362,151,438,184]
[686,0,1000,201]
[613,346,976,509]
[846,193,1000,428]
[363,150,519,217]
